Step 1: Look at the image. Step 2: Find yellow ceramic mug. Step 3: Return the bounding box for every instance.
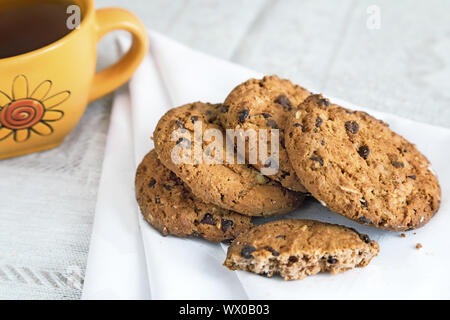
[0,0,149,160]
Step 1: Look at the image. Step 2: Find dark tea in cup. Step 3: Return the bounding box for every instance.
[0,0,77,59]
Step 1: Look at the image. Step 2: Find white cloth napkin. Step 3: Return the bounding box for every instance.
[83,30,450,299]
[81,87,150,300]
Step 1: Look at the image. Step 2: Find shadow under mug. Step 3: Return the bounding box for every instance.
[0,0,149,160]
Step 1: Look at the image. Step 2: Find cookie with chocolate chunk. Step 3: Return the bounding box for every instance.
[135,150,252,242]
[285,94,441,231]
[224,219,379,280]
[153,102,305,216]
[218,76,310,192]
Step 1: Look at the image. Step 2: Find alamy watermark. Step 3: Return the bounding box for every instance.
[366,5,381,30]
[66,5,81,30]
[170,121,280,175]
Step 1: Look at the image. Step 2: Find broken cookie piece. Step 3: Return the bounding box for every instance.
[224,219,379,280]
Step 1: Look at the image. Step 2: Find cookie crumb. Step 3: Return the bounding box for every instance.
[416,243,422,249]
[256,174,268,184]
[400,233,406,238]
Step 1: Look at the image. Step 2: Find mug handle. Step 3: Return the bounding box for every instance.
[88,8,149,102]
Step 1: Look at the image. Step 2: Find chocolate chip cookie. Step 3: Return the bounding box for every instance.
[153,102,305,216]
[218,76,311,192]
[135,150,252,242]
[224,219,379,280]
[285,94,441,231]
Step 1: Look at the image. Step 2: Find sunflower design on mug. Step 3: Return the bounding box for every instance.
[0,75,71,143]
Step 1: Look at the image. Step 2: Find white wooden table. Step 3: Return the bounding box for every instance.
[0,0,449,299]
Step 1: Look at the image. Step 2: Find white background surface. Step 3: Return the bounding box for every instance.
[0,0,449,299]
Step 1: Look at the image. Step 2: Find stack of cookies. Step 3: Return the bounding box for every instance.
[135,76,441,280]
